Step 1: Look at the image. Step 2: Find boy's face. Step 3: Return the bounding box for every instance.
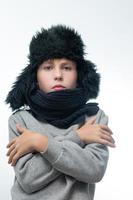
[37,58,78,93]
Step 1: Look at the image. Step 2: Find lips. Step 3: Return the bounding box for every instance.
[52,85,66,90]
[52,85,65,89]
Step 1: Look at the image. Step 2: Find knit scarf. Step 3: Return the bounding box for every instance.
[25,86,99,129]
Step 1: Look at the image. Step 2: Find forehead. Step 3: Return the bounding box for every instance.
[43,58,75,64]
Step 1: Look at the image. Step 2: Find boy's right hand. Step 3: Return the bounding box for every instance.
[75,117,115,148]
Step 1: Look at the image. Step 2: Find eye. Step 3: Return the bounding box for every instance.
[63,65,72,70]
[43,65,53,70]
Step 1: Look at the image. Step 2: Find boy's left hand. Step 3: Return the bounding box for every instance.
[6,124,48,166]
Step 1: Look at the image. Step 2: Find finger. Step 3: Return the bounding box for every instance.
[16,123,26,133]
[6,138,16,148]
[100,130,112,137]
[86,116,96,125]
[101,132,115,144]
[11,150,25,166]
[6,143,16,156]
[8,148,17,164]
[101,130,115,143]
[100,125,113,134]
[11,154,20,166]
[99,138,116,148]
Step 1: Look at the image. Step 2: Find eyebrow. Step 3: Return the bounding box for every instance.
[44,59,52,64]
[43,60,74,65]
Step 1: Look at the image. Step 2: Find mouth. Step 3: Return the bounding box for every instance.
[53,86,65,90]
[52,85,66,91]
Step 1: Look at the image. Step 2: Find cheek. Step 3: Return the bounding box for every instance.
[37,72,51,88]
[67,72,78,87]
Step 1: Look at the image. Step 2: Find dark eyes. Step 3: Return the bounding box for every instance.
[43,65,72,70]
[64,65,72,70]
[43,66,52,70]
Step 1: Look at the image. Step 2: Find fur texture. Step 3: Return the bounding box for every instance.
[28,24,86,66]
[5,24,101,111]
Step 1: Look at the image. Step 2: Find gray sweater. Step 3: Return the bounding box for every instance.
[8,108,109,200]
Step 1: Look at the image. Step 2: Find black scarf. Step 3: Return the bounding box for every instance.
[25,86,99,129]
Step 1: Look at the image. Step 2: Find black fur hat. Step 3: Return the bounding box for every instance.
[5,24,101,111]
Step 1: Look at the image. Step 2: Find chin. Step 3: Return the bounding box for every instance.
[53,88,67,91]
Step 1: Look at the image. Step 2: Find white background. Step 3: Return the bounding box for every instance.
[0,0,133,199]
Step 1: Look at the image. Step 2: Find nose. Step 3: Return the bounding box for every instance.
[54,68,63,80]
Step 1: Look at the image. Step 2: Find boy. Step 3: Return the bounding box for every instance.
[5,24,115,200]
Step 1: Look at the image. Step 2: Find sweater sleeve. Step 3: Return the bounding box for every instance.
[41,109,109,184]
[7,114,85,194]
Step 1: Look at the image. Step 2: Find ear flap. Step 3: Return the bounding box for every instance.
[5,65,34,111]
[77,60,101,100]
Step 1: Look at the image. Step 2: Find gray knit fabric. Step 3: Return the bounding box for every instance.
[8,108,109,200]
